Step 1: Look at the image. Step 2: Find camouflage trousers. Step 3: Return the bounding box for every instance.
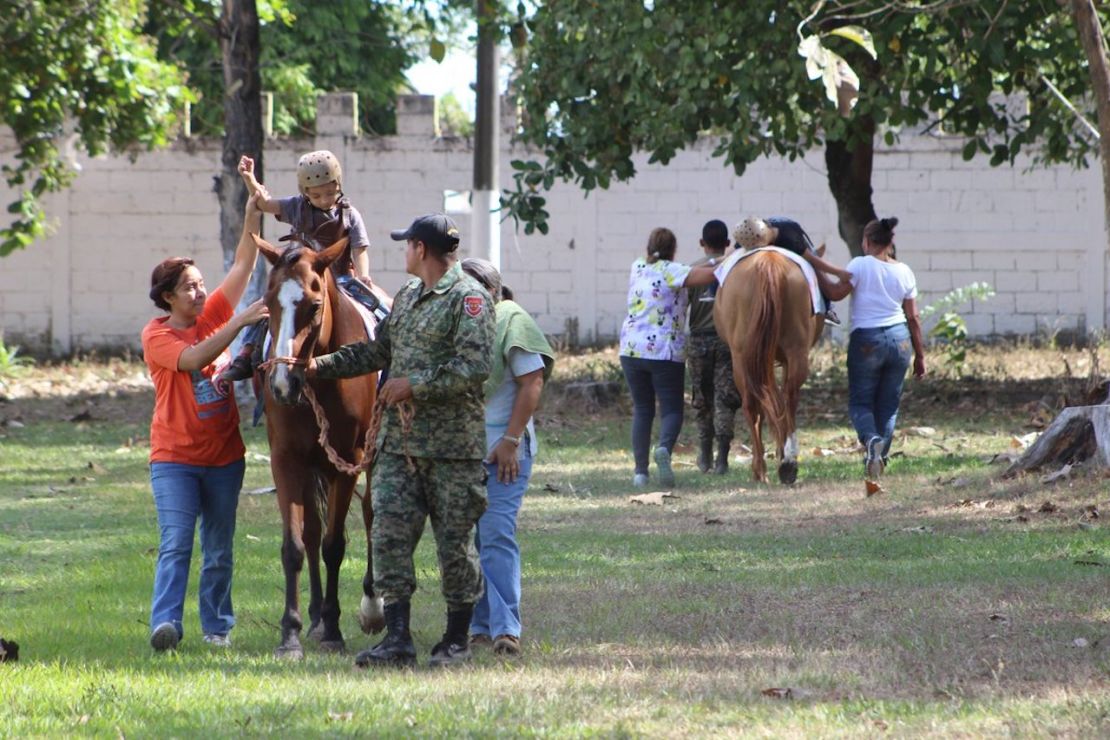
[687,333,741,442]
[371,452,488,609]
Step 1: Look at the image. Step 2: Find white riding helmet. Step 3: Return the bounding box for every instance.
[733,217,773,249]
[297,150,342,194]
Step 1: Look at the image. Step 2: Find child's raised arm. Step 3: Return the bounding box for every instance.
[237,155,281,215]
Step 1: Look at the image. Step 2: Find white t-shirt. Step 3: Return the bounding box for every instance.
[847,255,918,329]
[484,347,546,458]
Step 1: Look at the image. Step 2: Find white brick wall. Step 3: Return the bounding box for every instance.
[1,94,1106,352]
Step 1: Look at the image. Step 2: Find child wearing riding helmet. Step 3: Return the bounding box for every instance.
[733,216,852,327]
[218,151,389,386]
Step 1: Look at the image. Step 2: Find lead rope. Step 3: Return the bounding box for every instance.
[261,356,416,499]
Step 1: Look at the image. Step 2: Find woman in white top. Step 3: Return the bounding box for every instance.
[823,217,926,480]
[619,227,717,487]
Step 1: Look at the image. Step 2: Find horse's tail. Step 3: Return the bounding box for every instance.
[740,254,789,440]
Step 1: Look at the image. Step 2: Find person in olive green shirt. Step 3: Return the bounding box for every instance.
[307,214,495,669]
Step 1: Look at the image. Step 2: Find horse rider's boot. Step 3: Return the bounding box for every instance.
[428,605,474,667]
[355,601,416,668]
[714,436,731,475]
[697,437,714,473]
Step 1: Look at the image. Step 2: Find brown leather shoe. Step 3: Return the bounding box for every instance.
[493,634,521,657]
[469,633,493,649]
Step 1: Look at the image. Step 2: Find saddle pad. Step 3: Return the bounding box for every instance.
[341,290,378,341]
[714,246,821,316]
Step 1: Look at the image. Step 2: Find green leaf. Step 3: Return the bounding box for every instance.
[430,38,446,64]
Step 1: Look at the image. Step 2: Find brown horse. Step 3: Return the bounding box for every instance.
[254,234,385,659]
[714,249,824,483]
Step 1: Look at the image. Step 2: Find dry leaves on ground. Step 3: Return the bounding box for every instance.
[628,491,679,506]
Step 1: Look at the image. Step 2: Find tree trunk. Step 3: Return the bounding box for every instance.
[1068,0,1110,265]
[1005,404,1110,477]
[824,115,877,257]
[218,0,264,295]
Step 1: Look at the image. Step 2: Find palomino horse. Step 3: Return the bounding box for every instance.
[254,234,385,658]
[714,249,824,483]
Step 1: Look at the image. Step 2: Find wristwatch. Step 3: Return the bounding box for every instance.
[502,434,522,447]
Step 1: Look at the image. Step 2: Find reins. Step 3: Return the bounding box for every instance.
[261,355,415,496]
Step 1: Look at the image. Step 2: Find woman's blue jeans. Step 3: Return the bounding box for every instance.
[149,459,243,638]
[471,445,533,639]
[847,324,912,459]
[620,356,686,475]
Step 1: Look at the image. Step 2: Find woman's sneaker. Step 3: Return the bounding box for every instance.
[865,436,885,479]
[632,473,649,488]
[150,622,180,652]
[654,446,675,488]
[203,633,231,647]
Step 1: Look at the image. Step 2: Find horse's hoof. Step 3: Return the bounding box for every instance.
[307,621,326,641]
[778,461,798,485]
[274,644,304,661]
[358,595,385,635]
[319,638,346,653]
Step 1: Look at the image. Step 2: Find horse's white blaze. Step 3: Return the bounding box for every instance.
[783,432,799,463]
[271,280,304,395]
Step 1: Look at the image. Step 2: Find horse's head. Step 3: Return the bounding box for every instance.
[255,234,349,405]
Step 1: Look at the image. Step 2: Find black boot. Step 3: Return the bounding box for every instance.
[355,601,416,668]
[696,437,713,473]
[713,436,731,475]
[429,605,473,667]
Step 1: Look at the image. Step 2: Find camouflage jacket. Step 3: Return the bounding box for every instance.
[314,262,495,459]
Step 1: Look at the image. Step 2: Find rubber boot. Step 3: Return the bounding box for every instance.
[429,606,473,667]
[696,437,714,473]
[713,436,731,475]
[355,601,416,668]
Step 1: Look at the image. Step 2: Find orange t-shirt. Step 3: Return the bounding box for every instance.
[141,288,245,466]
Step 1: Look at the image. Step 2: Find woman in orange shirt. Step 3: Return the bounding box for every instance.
[141,193,269,651]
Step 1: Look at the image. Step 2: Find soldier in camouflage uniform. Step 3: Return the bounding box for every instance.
[686,220,741,474]
[308,214,495,668]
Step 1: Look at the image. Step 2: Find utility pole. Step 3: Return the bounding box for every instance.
[472,0,500,268]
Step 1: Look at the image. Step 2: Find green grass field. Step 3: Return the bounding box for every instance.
[1,345,1108,737]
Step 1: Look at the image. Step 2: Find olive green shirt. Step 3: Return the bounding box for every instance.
[314,262,495,459]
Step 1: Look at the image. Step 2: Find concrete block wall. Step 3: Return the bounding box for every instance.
[0,94,1105,352]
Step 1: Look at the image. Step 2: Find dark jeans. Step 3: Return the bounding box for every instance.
[620,355,686,475]
[847,323,912,459]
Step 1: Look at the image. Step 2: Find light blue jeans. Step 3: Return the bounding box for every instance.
[149,459,243,638]
[847,324,912,460]
[470,445,533,640]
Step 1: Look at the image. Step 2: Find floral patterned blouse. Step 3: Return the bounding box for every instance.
[619,258,693,361]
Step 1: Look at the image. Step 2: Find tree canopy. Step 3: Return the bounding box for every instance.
[145,0,416,137]
[506,1,1104,252]
[0,0,188,255]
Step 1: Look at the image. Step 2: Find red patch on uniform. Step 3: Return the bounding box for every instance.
[464,296,484,317]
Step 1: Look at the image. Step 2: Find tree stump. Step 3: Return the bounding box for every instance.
[1004,404,1110,477]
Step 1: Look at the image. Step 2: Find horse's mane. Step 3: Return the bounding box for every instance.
[277,244,307,269]
[739,253,789,446]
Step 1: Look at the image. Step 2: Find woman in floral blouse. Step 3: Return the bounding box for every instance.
[620,227,718,488]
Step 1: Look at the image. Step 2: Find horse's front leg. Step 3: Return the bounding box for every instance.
[276,497,308,660]
[357,472,385,634]
[316,472,356,652]
[304,488,325,642]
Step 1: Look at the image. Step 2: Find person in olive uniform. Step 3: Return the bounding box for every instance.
[685,220,741,474]
[307,214,495,668]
